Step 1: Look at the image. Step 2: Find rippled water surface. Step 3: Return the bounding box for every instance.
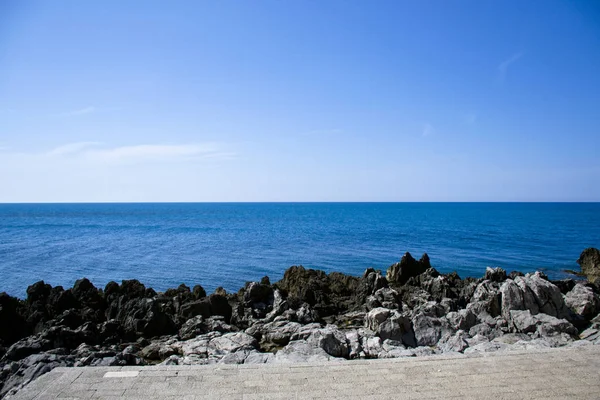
[1,203,599,297]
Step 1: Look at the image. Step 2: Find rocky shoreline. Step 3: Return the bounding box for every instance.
[1,248,600,398]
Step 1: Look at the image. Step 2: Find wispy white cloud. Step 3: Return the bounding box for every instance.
[84,144,231,163]
[422,123,434,137]
[46,142,102,156]
[2,142,235,163]
[54,106,97,117]
[498,52,524,81]
[39,142,235,164]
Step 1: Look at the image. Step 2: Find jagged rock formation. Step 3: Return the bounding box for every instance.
[1,248,600,398]
[578,247,600,283]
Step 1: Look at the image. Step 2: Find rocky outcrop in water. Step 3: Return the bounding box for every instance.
[1,248,600,398]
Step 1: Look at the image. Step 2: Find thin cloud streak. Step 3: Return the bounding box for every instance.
[47,142,102,156]
[498,52,524,80]
[54,106,97,117]
[38,142,236,164]
[3,142,235,163]
[84,144,225,162]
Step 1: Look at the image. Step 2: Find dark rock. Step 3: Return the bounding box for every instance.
[39,325,94,351]
[484,267,507,282]
[577,248,600,283]
[47,288,78,316]
[209,294,233,322]
[99,320,123,344]
[192,285,207,299]
[386,252,431,285]
[0,293,28,347]
[243,282,274,306]
[552,279,577,295]
[4,337,52,361]
[509,271,525,280]
[104,281,120,298]
[275,266,359,318]
[180,299,212,320]
[26,281,52,305]
[112,298,177,340]
[260,276,271,286]
[119,280,147,300]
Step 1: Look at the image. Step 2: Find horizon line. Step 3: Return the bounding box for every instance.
[1,201,600,205]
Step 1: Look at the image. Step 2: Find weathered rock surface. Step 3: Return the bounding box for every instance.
[386,252,431,285]
[500,272,570,321]
[565,284,600,319]
[2,251,600,398]
[577,247,600,283]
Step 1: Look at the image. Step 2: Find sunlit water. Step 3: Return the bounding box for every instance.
[1,203,599,298]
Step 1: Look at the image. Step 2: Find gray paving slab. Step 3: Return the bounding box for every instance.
[7,346,600,400]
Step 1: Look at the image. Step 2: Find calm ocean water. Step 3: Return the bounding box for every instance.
[1,203,599,298]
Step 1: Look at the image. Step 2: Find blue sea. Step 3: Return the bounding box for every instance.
[1,203,599,298]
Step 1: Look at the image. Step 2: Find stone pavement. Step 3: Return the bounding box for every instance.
[9,345,600,400]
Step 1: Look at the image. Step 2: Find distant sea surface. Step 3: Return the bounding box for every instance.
[1,203,599,298]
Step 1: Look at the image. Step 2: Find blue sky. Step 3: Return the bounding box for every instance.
[1,0,599,202]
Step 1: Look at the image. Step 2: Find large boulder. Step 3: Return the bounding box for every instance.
[445,309,478,332]
[251,320,302,350]
[411,312,453,347]
[509,310,577,337]
[386,252,431,285]
[365,308,415,346]
[500,273,570,321]
[437,330,470,353]
[273,340,337,363]
[564,284,600,320]
[467,280,501,318]
[577,248,600,283]
[208,332,258,356]
[290,324,349,358]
